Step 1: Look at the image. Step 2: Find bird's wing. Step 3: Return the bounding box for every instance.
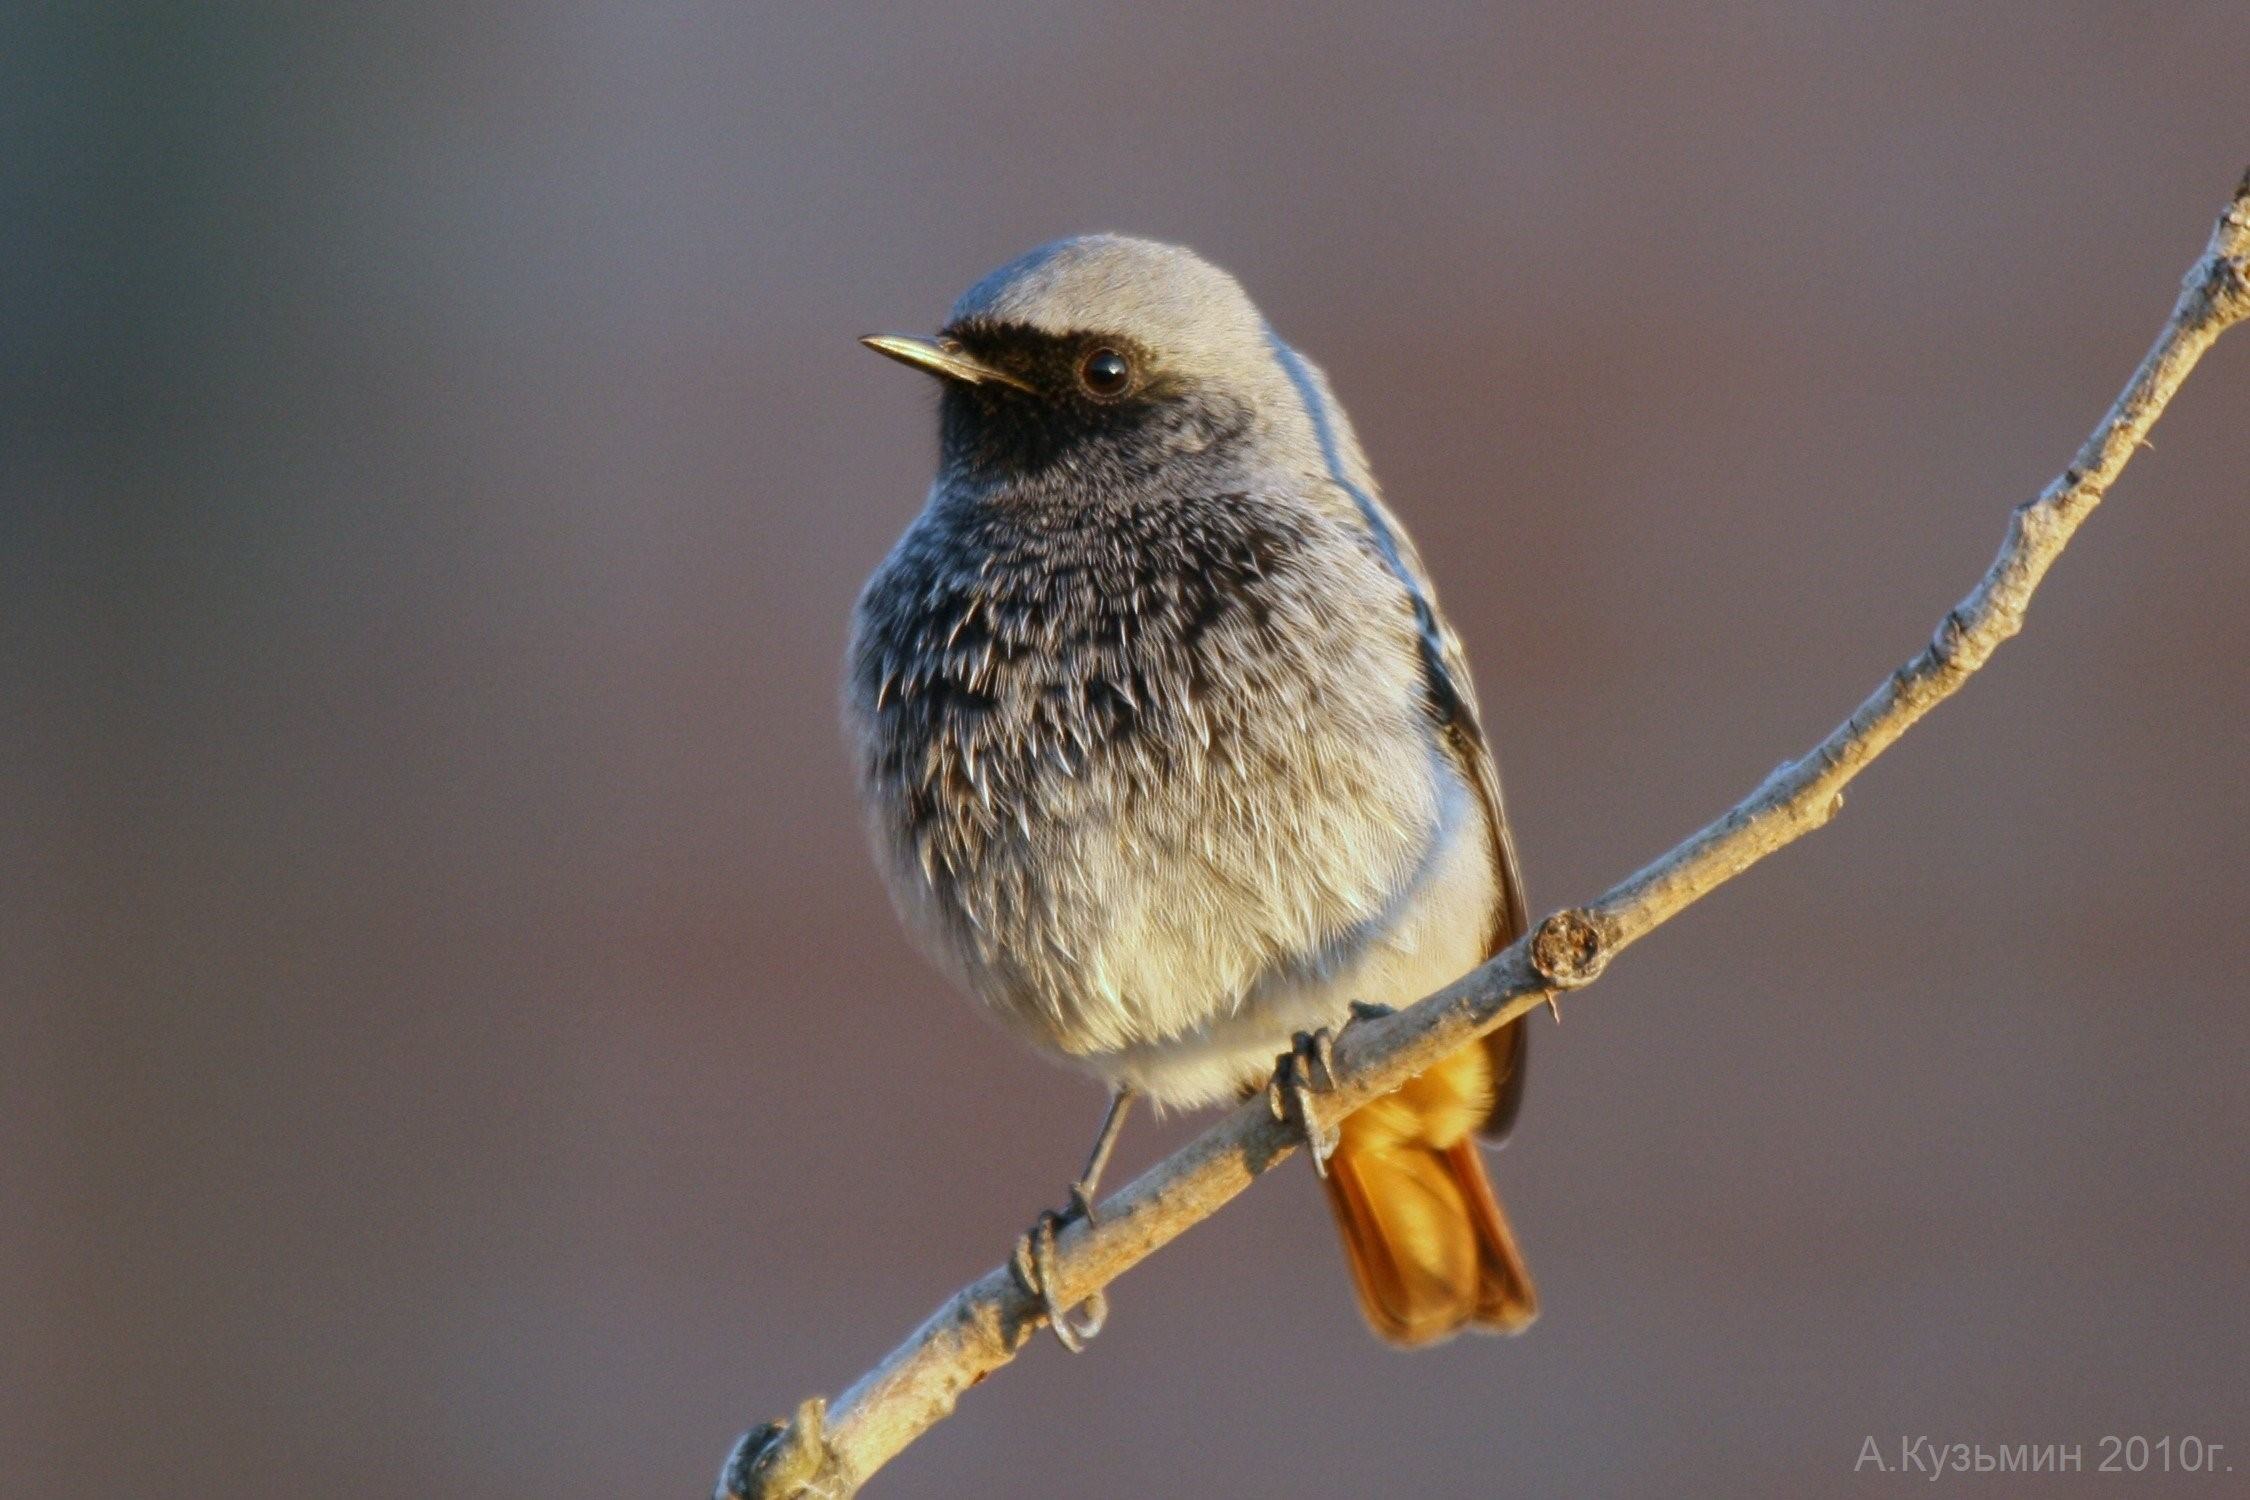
[1386,510,1530,1142]
[1352,491,1532,1141]
[1376,502,1532,943]
[1264,334,1530,1141]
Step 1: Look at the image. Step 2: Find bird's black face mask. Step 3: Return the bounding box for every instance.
[934,322,1253,486]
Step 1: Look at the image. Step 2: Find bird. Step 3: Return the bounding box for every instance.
[847,234,1536,1349]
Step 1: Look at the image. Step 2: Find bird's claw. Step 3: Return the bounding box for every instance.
[1267,1027,1342,1174]
[1011,1200,1105,1352]
[1267,1005,1395,1174]
[1009,1086,1135,1353]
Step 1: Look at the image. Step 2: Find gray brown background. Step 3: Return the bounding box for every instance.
[6,5,2247,1497]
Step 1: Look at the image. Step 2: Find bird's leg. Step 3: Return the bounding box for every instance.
[1066,1085,1136,1219]
[1010,1086,1136,1352]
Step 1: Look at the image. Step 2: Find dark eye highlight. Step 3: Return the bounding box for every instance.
[1077,347,1132,398]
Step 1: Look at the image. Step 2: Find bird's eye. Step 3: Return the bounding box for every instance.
[1078,347,1132,398]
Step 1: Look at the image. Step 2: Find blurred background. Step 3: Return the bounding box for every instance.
[5,5,2247,1497]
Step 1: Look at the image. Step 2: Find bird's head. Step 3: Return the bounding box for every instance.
[863,235,1307,487]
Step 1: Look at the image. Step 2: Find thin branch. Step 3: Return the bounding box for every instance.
[717,169,2250,1500]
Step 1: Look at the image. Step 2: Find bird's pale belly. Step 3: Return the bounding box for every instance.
[1085,796,1501,1110]
[919,731,1502,1113]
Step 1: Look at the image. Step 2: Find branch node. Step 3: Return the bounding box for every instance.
[1530,909,1609,989]
[716,1396,852,1500]
[2203,247,2250,322]
[2193,169,2250,320]
[1929,606,1979,675]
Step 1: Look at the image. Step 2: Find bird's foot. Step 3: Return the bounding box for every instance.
[1267,1027,1343,1175]
[1266,1005,1395,1175]
[1010,1193,1106,1353]
[1008,1086,1136,1353]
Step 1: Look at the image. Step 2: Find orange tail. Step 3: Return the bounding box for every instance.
[1321,1042,1537,1346]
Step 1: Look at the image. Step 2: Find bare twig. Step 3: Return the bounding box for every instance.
[717,169,2250,1500]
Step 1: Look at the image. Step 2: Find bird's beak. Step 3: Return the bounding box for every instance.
[859,334,1035,393]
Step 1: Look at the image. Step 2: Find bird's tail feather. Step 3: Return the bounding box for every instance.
[1320,1043,1536,1346]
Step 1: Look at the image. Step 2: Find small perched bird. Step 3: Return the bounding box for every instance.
[848,235,1536,1349]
